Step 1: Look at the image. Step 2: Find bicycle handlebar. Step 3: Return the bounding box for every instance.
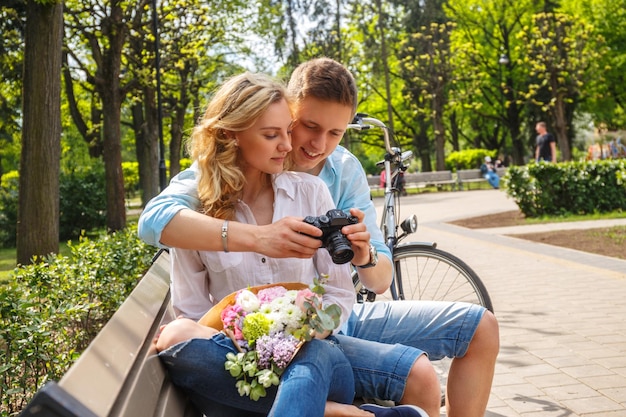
[349,113,413,164]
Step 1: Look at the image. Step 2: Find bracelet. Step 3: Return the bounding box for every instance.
[221,220,229,253]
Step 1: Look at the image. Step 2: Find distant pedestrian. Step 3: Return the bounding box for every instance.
[480,156,500,189]
[535,122,557,163]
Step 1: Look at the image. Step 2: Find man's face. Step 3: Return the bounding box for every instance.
[290,97,353,175]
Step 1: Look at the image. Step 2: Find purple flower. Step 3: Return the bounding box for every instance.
[255,332,299,370]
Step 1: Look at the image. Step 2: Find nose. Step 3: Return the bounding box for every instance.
[308,132,326,152]
[280,132,292,152]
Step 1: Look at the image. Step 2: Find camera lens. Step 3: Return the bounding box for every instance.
[325,231,354,264]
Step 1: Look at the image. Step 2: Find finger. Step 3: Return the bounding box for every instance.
[349,208,365,221]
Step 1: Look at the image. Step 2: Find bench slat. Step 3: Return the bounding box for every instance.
[57,252,173,416]
[368,171,456,191]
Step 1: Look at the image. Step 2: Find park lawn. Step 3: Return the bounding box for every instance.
[0,247,16,282]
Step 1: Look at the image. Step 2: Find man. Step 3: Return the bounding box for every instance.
[535,121,557,163]
[139,58,499,417]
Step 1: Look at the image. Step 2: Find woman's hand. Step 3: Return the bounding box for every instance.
[255,217,323,258]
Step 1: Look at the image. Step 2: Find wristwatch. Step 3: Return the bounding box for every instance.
[356,244,378,269]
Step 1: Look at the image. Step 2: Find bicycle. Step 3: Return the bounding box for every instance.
[349,113,494,312]
[349,114,495,404]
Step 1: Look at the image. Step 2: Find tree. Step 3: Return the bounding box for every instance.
[17,0,63,265]
[400,21,454,171]
[446,0,535,165]
[64,0,149,231]
[518,12,602,161]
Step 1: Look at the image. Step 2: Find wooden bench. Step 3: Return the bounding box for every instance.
[368,171,456,192]
[404,171,455,190]
[19,250,201,417]
[456,167,507,190]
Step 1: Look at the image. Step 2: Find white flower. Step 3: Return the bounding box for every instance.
[269,296,288,311]
[281,304,305,332]
[236,289,261,313]
[259,303,274,315]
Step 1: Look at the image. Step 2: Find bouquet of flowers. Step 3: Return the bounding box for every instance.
[198,276,342,401]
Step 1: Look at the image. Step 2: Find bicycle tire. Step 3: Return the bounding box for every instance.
[389,244,494,312]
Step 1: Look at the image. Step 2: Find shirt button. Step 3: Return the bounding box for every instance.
[261,258,266,263]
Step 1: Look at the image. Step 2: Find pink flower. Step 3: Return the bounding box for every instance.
[221,304,245,340]
[295,288,318,312]
[257,286,288,304]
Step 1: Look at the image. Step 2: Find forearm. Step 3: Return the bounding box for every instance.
[160,209,258,252]
[161,209,323,258]
[355,254,392,294]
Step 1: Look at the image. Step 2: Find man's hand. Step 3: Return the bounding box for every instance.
[340,208,371,267]
[255,217,323,258]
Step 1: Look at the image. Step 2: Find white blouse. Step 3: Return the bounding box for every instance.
[170,171,356,328]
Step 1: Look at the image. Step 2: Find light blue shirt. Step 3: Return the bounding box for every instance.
[137,145,391,261]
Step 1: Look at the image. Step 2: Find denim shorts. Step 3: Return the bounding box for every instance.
[337,300,485,401]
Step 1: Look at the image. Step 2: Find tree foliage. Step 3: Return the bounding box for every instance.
[3,0,626,254]
[517,12,603,161]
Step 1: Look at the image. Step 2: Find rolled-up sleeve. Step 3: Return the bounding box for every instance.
[138,165,201,248]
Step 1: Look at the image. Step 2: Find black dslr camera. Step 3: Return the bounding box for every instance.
[303,209,358,264]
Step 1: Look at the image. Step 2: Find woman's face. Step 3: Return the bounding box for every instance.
[236,98,293,176]
[289,97,354,175]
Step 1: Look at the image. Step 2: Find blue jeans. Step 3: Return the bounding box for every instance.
[158,334,354,417]
[338,300,485,401]
[484,172,500,189]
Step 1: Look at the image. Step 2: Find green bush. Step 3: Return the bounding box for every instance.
[0,226,155,416]
[503,159,626,217]
[446,149,497,171]
[59,165,107,240]
[0,171,19,248]
[122,161,140,197]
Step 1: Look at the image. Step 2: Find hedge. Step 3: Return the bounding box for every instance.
[0,227,155,416]
[503,159,626,217]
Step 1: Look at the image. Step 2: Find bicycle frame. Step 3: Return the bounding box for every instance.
[349,114,422,299]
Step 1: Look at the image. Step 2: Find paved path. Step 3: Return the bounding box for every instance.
[373,190,626,417]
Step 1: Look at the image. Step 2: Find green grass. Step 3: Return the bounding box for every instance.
[0,247,17,282]
[523,209,626,225]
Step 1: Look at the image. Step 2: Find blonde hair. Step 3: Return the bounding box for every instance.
[188,72,290,219]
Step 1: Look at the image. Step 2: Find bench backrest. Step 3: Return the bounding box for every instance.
[404,171,453,184]
[457,169,483,181]
[20,251,201,417]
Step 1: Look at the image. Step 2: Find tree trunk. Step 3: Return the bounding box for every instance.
[168,64,192,178]
[134,87,160,206]
[97,3,127,231]
[553,93,571,161]
[433,86,446,171]
[17,0,63,265]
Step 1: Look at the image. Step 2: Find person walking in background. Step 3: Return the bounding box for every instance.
[535,121,557,163]
[480,156,500,189]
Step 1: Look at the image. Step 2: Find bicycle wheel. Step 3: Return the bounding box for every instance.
[390,243,494,312]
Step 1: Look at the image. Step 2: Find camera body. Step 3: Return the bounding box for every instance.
[303,209,358,264]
